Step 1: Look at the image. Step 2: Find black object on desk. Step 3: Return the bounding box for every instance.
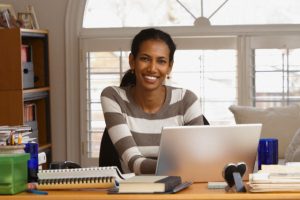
[223,162,247,193]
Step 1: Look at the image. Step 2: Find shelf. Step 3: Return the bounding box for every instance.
[21,28,48,38]
[39,143,52,151]
[23,87,50,93]
[23,87,49,101]
[0,28,52,166]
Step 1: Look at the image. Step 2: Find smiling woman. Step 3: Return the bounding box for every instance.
[100,28,204,174]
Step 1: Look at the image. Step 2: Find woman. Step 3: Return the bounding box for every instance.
[101,28,204,174]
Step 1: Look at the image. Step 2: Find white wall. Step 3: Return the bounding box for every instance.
[3,0,69,161]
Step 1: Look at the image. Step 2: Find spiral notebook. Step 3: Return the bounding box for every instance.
[37,166,134,190]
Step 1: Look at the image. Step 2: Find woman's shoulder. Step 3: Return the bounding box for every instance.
[101,86,117,96]
[101,86,124,96]
[101,85,131,100]
[166,85,197,99]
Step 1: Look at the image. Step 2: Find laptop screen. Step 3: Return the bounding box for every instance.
[155,124,262,182]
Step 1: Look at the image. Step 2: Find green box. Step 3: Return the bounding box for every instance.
[0,153,30,194]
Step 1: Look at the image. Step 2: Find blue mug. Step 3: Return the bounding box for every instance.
[25,142,39,182]
[258,138,278,170]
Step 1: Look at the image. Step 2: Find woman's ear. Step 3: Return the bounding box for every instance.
[167,61,173,74]
[129,53,135,70]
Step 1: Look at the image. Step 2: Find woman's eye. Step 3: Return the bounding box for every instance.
[140,57,149,62]
[158,59,167,64]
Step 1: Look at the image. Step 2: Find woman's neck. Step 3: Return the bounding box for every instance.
[132,85,166,114]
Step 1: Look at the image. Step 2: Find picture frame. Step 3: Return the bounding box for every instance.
[27,5,39,29]
[18,12,35,29]
[0,4,17,28]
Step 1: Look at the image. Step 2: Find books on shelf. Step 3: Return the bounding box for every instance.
[110,175,188,194]
[37,166,134,190]
[248,164,300,192]
[24,103,38,142]
[24,103,36,122]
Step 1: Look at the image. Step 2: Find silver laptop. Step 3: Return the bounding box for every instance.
[155,124,262,182]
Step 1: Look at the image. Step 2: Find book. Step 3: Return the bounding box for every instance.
[0,125,32,146]
[37,166,134,190]
[111,175,184,194]
[248,164,300,192]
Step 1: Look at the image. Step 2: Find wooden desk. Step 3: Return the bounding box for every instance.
[1,183,300,200]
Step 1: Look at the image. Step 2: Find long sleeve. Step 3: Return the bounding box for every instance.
[182,89,204,125]
[101,86,157,174]
[100,86,204,174]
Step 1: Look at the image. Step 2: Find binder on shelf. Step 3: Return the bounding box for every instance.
[22,44,34,89]
[22,62,34,89]
[21,44,32,62]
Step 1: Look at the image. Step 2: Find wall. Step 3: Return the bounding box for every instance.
[2,0,69,161]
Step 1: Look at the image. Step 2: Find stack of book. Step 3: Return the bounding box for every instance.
[248,164,300,192]
[0,125,33,154]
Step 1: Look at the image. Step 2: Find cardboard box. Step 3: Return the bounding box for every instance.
[0,153,30,194]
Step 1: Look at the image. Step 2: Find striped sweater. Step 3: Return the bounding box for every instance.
[101,85,204,174]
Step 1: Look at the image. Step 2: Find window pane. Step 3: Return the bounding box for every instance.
[85,51,130,158]
[289,50,300,98]
[170,49,237,124]
[252,48,300,107]
[255,72,285,97]
[83,0,300,28]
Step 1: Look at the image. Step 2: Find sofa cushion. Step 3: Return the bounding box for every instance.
[229,104,300,158]
[285,128,300,162]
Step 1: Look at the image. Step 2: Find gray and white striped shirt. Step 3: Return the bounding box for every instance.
[101,85,204,174]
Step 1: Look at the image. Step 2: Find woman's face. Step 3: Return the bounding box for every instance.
[129,39,173,91]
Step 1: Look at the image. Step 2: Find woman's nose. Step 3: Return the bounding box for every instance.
[147,61,156,71]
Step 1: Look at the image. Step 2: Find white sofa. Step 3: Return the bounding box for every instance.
[229,104,300,162]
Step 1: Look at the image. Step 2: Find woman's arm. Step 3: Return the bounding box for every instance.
[182,89,204,125]
[101,86,156,174]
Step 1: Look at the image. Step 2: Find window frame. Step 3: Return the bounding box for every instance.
[80,34,238,166]
[77,26,300,166]
[79,26,300,166]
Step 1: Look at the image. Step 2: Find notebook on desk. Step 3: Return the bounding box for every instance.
[155,124,262,183]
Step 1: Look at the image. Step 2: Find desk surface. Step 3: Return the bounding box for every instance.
[1,183,300,200]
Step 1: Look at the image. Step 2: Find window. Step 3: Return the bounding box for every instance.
[170,49,237,124]
[77,1,300,166]
[83,0,300,28]
[80,35,237,165]
[251,48,300,108]
[84,51,130,160]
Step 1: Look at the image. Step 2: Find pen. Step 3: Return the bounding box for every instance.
[10,131,15,145]
[18,133,22,144]
[27,189,48,195]
[172,181,193,193]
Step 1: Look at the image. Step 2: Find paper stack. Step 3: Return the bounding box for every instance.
[0,125,33,154]
[248,164,300,192]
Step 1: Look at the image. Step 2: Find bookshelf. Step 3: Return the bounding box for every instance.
[0,28,51,165]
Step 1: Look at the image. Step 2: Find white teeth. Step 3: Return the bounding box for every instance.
[144,75,157,80]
